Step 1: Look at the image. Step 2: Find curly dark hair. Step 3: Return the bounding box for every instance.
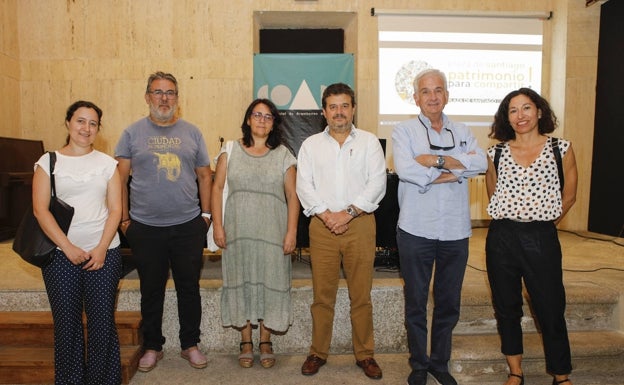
[240,99,283,148]
[489,87,558,141]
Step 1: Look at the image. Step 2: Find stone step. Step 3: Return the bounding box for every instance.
[111,279,621,355]
[1,279,619,357]
[0,345,142,384]
[455,282,620,334]
[0,311,142,346]
[452,330,624,382]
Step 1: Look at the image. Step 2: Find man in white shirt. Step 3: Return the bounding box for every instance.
[296,82,387,380]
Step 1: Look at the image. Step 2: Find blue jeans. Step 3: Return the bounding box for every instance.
[397,228,468,372]
[125,215,207,351]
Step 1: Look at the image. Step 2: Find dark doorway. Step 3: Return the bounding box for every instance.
[260,29,344,53]
[589,0,624,237]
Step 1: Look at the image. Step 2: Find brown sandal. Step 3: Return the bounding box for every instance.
[238,341,254,368]
[259,341,275,368]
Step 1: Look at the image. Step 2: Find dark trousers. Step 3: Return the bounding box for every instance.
[42,247,122,385]
[396,228,469,372]
[125,215,207,351]
[486,219,572,375]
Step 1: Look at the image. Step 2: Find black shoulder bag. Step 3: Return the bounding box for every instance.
[12,152,75,268]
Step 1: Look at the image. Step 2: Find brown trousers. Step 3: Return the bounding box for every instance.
[308,213,377,361]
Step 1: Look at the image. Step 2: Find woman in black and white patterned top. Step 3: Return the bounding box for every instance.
[484,88,578,385]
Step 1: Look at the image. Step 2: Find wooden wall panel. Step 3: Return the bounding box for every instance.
[0,0,20,138]
[0,0,18,57]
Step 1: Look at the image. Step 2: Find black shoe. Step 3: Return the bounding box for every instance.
[407,369,428,385]
[427,368,458,385]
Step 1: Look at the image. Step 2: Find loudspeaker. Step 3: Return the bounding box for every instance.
[296,206,311,249]
[374,173,399,249]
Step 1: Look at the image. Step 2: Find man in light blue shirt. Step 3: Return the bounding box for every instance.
[392,69,487,385]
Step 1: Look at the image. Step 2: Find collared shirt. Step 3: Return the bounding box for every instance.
[296,125,387,217]
[392,114,488,241]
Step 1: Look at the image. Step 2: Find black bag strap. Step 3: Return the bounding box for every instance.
[493,142,505,175]
[49,151,58,197]
[551,137,564,192]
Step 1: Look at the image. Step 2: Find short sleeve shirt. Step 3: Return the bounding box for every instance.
[115,117,211,226]
[35,150,120,250]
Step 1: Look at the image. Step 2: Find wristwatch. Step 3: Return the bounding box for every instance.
[435,155,445,169]
[346,205,358,218]
[201,212,212,220]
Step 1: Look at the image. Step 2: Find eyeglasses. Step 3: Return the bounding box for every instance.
[419,116,455,151]
[250,111,275,122]
[148,89,178,99]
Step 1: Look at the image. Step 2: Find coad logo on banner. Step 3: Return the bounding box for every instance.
[253,53,354,156]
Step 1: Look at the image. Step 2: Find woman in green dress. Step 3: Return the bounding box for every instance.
[211,98,299,369]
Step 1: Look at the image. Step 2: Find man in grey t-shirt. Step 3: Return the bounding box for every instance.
[115,71,212,372]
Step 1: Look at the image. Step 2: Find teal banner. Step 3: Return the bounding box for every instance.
[254,53,354,110]
[254,54,354,156]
